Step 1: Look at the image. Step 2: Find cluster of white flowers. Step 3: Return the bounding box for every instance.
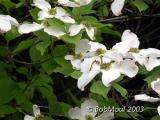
[0,0,126,35]
[65,29,160,91]
[135,78,160,115]
[68,98,114,120]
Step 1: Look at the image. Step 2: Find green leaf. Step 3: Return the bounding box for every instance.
[59,102,71,117]
[53,45,68,57]
[0,105,16,116]
[70,71,81,79]
[101,26,121,37]
[13,39,36,55]
[29,8,39,21]
[0,0,15,10]
[48,18,66,32]
[72,4,94,17]
[90,81,111,98]
[62,31,83,44]
[0,77,19,105]
[112,83,128,97]
[151,115,160,120]
[4,27,20,41]
[132,0,149,12]
[42,59,58,75]
[98,5,109,16]
[37,87,61,115]
[36,39,51,56]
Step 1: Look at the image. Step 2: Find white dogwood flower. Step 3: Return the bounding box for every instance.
[78,52,138,90]
[111,0,125,16]
[65,38,139,91]
[134,94,160,102]
[135,48,160,71]
[33,0,75,23]
[135,78,160,115]
[18,22,65,38]
[68,24,95,40]
[58,0,92,7]
[113,29,140,54]
[64,39,104,70]
[68,98,114,120]
[0,15,19,33]
[24,104,43,120]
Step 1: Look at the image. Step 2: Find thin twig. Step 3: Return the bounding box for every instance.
[100,14,160,23]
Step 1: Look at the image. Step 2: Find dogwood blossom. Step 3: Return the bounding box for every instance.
[113,29,140,54]
[33,0,75,23]
[135,48,160,71]
[68,98,114,120]
[68,24,95,40]
[24,104,43,120]
[111,0,125,16]
[135,78,160,115]
[0,15,19,33]
[18,22,65,38]
[66,30,139,91]
[58,0,92,7]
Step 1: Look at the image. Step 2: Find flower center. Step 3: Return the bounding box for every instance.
[129,48,139,53]
[74,53,83,59]
[42,20,49,26]
[95,49,106,56]
[100,63,111,70]
[85,115,94,120]
[49,8,56,15]
[34,115,43,120]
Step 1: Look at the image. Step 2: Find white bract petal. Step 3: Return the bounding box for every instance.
[58,0,92,7]
[111,0,125,16]
[113,29,139,54]
[134,94,160,102]
[4,15,19,26]
[18,22,44,34]
[151,78,160,95]
[69,24,84,36]
[0,15,19,33]
[0,20,11,33]
[158,105,160,116]
[95,112,114,120]
[58,0,79,7]
[38,10,53,20]
[68,107,84,120]
[33,104,41,116]
[75,39,91,54]
[44,26,65,38]
[80,57,95,73]
[88,41,107,52]
[24,115,34,120]
[85,26,95,40]
[138,48,160,71]
[118,59,139,78]
[78,63,100,91]
[145,54,160,71]
[81,99,98,117]
[65,55,83,70]
[101,63,121,87]
[33,0,51,11]
[104,50,123,62]
[55,7,75,23]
